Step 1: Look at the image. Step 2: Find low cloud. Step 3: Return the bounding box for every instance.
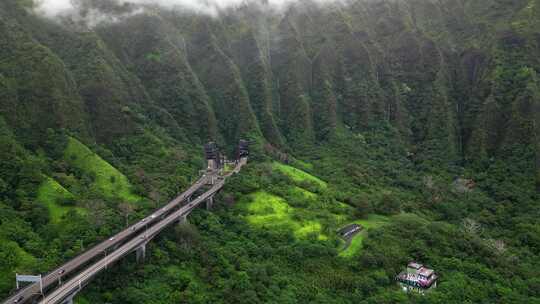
[34,0,307,20]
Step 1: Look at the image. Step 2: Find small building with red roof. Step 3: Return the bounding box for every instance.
[396,262,438,293]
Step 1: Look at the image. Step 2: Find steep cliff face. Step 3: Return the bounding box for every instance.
[271,16,315,149]
[312,44,338,141]
[1,1,540,302]
[0,11,89,144]
[35,28,146,143]
[227,25,285,147]
[97,15,219,144]
[0,0,538,185]
[181,19,262,148]
[536,95,540,191]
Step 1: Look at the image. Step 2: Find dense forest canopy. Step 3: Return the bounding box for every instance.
[0,0,539,303]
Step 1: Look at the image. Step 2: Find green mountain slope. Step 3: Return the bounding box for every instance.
[64,137,140,203]
[0,0,539,302]
[36,177,84,223]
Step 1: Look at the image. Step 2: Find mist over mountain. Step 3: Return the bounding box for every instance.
[0,0,539,302]
[15,0,538,180]
[34,0,335,23]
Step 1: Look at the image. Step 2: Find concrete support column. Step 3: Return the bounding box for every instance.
[206,196,214,210]
[207,175,215,185]
[207,159,215,171]
[63,292,77,304]
[136,243,146,263]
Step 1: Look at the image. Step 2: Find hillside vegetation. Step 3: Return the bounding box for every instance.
[339,215,390,258]
[0,0,538,303]
[64,137,140,203]
[36,177,82,223]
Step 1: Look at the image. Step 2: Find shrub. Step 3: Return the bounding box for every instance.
[376,193,401,215]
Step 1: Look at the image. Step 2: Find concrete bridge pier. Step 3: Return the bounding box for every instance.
[206,175,216,186]
[62,290,78,304]
[136,242,147,263]
[207,159,215,171]
[206,195,214,210]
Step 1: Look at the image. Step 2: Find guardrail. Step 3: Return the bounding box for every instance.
[39,159,246,304]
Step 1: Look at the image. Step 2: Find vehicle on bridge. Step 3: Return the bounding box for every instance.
[2,143,248,304]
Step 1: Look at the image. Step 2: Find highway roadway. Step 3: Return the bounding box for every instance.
[39,159,246,304]
[38,180,226,304]
[3,174,212,304]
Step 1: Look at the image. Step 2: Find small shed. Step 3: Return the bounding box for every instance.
[338,223,363,239]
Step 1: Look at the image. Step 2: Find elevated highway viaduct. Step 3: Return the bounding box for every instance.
[3,141,248,304]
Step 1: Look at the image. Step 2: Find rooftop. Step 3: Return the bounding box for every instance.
[338,224,362,238]
[397,272,438,288]
[418,267,434,277]
[398,262,438,289]
[407,262,423,270]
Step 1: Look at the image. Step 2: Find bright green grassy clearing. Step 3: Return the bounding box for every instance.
[291,186,317,199]
[291,159,314,171]
[336,201,354,212]
[242,191,326,240]
[223,163,235,174]
[339,214,390,258]
[37,177,85,223]
[295,221,327,240]
[354,214,390,229]
[272,162,327,190]
[245,191,292,225]
[340,230,367,258]
[332,213,351,226]
[64,137,140,203]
